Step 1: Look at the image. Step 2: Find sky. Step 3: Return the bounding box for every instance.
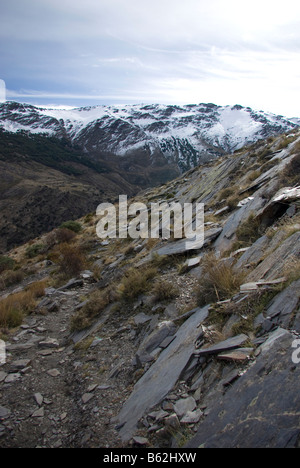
[0,0,299,117]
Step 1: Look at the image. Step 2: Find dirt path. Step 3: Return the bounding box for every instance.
[0,277,138,448]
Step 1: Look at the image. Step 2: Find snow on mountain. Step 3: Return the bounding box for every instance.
[0,101,298,172]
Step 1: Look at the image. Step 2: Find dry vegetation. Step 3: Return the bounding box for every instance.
[118,267,157,302]
[196,253,245,306]
[0,280,47,329]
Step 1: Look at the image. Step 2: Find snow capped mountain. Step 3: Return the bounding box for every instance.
[0,101,298,172]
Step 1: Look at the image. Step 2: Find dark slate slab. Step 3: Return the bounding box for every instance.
[117,306,210,441]
[186,330,299,448]
[195,334,249,357]
[265,279,300,328]
[156,227,222,257]
[247,231,300,282]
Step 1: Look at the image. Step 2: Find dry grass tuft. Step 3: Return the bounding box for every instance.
[152,280,179,303]
[118,267,157,302]
[196,253,245,306]
[0,280,47,329]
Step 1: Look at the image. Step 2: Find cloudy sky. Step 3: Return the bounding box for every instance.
[0,0,299,116]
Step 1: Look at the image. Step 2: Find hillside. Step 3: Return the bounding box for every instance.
[0,130,177,252]
[0,129,300,448]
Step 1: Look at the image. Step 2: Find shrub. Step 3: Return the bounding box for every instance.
[0,255,15,273]
[118,267,157,302]
[152,280,179,302]
[57,244,86,278]
[196,253,245,306]
[60,221,82,233]
[26,243,47,259]
[46,228,76,248]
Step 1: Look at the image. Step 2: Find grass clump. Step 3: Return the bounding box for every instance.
[196,253,245,307]
[152,279,179,303]
[118,267,157,302]
[279,153,300,187]
[0,280,46,329]
[71,287,115,331]
[235,214,263,247]
[0,270,24,290]
[60,220,82,233]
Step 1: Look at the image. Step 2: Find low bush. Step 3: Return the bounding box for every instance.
[57,244,86,278]
[26,243,47,259]
[0,255,15,273]
[46,228,76,248]
[60,221,82,233]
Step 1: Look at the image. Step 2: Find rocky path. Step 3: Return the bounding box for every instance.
[0,276,137,448]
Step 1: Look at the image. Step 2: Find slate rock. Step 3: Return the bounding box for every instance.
[156,227,222,256]
[181,409,203,424]
[137,321,177,356]
[31,407,45,418]
[38,338,59,349]
[117,306,209,441]
[187,330,298,448]
[10,359,31,372]
[5,373,21,383]
[164,414,180,429]
[132,436,149,446]
[0,371,7,383]
[174,397,197,418]
[247,231,300,281]
[195,334,249,357]
[34,393,44,406]
[58,278,84,291]
[134,313,152,326]
[47,369,61,377]
[265,279,300,328]
[0,406,11,420]
[82,393,94,404]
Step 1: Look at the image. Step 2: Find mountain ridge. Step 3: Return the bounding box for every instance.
[1,101,298,173]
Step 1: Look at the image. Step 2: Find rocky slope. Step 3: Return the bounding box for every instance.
[0,129,300,448]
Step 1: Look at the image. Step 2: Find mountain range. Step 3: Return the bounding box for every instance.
[0,100,299,251]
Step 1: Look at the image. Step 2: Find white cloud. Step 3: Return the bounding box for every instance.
[1,0,300,116]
